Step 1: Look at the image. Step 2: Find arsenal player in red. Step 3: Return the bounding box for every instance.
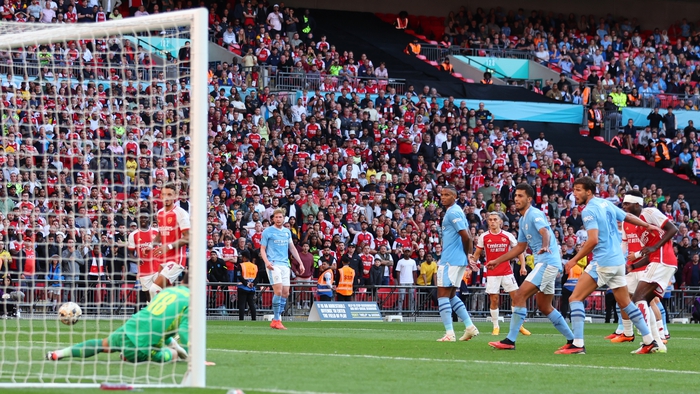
[127,212,160,300]
[471,212,530,336]
[153,183,190,294]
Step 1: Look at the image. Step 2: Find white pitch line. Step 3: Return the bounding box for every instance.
[207,386,341,394]
[211,349,700,375]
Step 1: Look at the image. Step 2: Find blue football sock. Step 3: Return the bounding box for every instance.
[570,301,586,341]
[615,304,624,334]
[547,309,574,341]
[657,302,668,334]
[623,303,650,337]
[506,306,527,342]
[438,297,453,333]
[279,297,287,319]
[272,295,281,320]
[450,296,473,328]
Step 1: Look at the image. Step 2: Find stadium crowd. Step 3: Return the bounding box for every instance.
[0,2,698,319]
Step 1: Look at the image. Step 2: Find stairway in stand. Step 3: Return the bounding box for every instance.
[546,130,700,209]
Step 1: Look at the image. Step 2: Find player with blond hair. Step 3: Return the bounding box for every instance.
[261,208,305,330]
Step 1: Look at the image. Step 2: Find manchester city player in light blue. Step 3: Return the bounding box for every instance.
[487,183,574,351]
[436,185,479,342]
[561,177,662,354]
[260,208,305,330]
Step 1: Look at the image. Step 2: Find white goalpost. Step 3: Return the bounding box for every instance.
[0,8,208,388]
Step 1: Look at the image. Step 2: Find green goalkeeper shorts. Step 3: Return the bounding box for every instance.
[107,326,173,363]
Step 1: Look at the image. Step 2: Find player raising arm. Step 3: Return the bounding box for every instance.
[435,186,479,342]
[471,212,530,336]
[48,272,190,363]
[561,177,662,354]
[622,189,678,353]
[261,208,305,330]
[153,183,190,294]
[488,183,574,351]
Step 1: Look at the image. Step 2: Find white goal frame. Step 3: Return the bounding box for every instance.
[0,8,209,389]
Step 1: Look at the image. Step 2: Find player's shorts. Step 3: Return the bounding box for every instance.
[160,262,185,285]
[585,262,627,289]
[640,263,677,298]
[107,326,173,363]
[436,264,466,288]
[625,270,643,294]
[485,274,519,294]
[267,265,291,286]
[138,273,158,292]
[525,263,559,295]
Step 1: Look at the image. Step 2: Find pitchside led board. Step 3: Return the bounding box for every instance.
[308,302,383,321]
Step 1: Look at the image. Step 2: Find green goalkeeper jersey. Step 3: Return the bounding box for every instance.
[124,286,190,351]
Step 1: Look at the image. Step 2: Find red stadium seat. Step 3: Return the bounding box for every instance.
[428,60,439,67]
[593,136,606,143]
[579,129,590,137]
[663,168,674,174]
[465,78,475,83]
[620,149,632,155]
[634,155,647,161]
[416,55,427,61]
[452,72,463,78]
[677,174,690,180]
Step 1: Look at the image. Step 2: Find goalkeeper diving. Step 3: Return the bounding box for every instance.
[47,272,190,363]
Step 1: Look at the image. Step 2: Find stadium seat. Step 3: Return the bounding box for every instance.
[452,72,463,78]
[677,174,690,180]
[465,78,475,83]
[579,129,590,137]
[416,54,427,60]
[663,168,674,174]
[593,136,606,143]
[634,155,647,161]
[428,60,439,67]
[620,149,632,155]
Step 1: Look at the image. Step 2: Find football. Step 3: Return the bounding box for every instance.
[58,302,82,325]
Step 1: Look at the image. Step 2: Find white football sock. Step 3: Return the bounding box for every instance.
[490,309,499,328]
[622,319,633,336]
[149,284,163,299]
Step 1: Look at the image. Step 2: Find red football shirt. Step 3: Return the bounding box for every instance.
[128,228,160,276]
[477,230,518,277]
[157,206,190,267]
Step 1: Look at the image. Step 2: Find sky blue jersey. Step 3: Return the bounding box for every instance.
[440,204,469,267]
[581,197,627,267]
[261,226,292,267]
[517,206,561,269]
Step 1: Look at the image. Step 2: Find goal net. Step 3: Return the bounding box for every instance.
[0,9,209,389]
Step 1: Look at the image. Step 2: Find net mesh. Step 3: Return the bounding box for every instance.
[0,14,199,386]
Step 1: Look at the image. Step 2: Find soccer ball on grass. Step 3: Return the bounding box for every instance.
[58,302,82,325]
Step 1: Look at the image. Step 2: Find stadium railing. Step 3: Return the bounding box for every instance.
[9,281,695,322]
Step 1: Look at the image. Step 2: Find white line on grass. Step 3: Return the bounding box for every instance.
[208,386,341,394]
[211,349,700,375]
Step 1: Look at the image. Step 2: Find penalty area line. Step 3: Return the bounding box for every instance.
[211,349,700,375]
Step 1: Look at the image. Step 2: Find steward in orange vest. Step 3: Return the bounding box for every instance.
[653,139,672,169]
[441,58,453,73]
[317,260,334,301]
[235,250,259,320]
[406,40,421,55]
[480,71,493,84]
[336,260,355,301]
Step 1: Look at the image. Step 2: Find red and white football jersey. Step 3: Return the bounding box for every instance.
[477,230,517,277]
[156,206,191,267]
[622,222,645,272]
[127,228,160,276]
[633,208,676,267]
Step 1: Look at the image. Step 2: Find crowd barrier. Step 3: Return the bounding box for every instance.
[5,280,697,322]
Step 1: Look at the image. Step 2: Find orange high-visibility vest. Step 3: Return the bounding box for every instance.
[337,266,355,296]
[317,269,334,293]
[240,261,258,280]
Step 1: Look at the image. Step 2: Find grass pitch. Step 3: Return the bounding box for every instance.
[2,319,699,394]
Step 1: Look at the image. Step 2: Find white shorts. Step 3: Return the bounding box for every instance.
[267,265,291,287]
[139,273,158,291]
[160,261,185,285]
[625,271,643,294]
[485,274,519,294]
[585,262,627,289]
[525,263,559,295]
[641,263,677,298]
[436,265,466,288]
